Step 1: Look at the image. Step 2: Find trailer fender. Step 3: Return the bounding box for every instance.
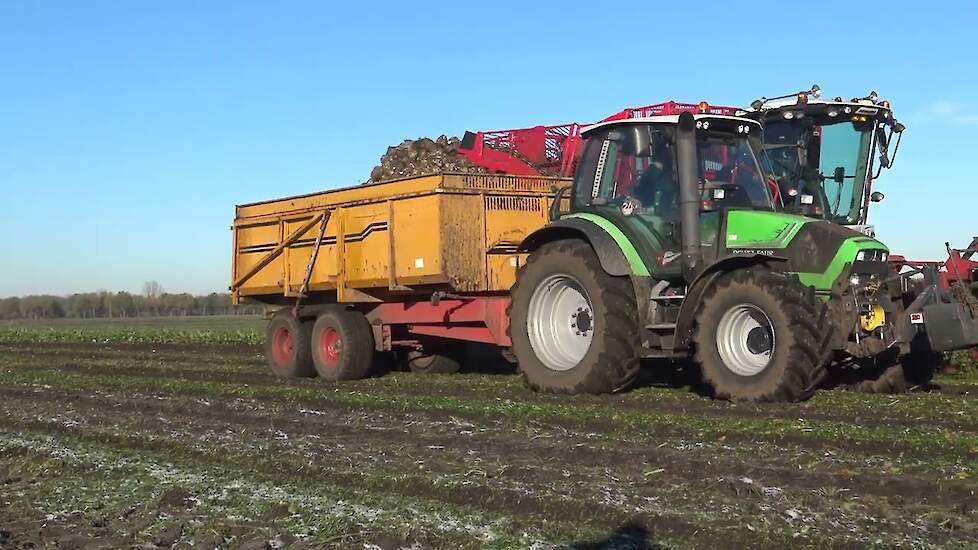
[518,217,646,277]
[671,254,788,351]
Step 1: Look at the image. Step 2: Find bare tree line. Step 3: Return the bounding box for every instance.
[0,281,261,320]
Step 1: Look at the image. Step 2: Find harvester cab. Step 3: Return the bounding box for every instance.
[745,85,905,237]
[511,111,913,401]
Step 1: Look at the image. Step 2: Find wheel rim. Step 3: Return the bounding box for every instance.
[715,304,775,376]
[271,326,293,366]
[527,274,594,371]
[319,327,341,368]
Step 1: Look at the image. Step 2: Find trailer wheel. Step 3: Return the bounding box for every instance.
[693,268,828,402]
[509,239,640,394]
[264,310,316,378]
[311,309,375,381]
[406,350,462,374]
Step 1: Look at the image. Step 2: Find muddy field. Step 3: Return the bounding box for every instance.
[1,325,977,548]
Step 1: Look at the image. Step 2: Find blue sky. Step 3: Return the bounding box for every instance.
[1,1,976,296]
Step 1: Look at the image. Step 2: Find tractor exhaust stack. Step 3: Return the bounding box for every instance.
[676,111,701,280]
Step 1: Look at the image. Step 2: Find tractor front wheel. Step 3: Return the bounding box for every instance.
[693,269,829,402]
[509,239,640,394]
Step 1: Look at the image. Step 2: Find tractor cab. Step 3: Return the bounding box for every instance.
[571,113,775,280]
[746,86,905,235]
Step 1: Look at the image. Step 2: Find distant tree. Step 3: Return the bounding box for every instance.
[143,281,164,299]
[0,297,21,319]
[111,292,135,318]
[0,290,253,319]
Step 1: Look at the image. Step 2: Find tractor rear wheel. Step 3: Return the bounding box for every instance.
[264,309,316,378]
[311,309,375,382]
[509,239,640,394]
[693,268,829,402]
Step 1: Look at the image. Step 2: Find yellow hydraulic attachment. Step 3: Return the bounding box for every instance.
[860,304,886,332]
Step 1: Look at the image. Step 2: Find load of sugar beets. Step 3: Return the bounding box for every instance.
[368,135,487,182]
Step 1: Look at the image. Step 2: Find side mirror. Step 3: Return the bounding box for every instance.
[833,166,846,183]
[870,191,885,203]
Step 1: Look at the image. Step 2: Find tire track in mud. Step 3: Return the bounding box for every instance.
[1,384,975,514]
[12,358,978,438]
[0,414,722,547]
[3,390,976,547]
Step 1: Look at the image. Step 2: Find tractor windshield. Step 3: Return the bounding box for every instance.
[816,122,873,224]
[759,116,875,225]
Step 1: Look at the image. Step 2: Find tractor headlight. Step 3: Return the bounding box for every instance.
[850,275,861,287]
[856,250,867,261]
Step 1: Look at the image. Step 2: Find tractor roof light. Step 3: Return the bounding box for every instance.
[702,120,710,130]
[750,99,764,110]
[843,106,852,114]
[868,91,879,103]
[827,107,839,117]
[881,100,891,109]
[810,84,821,98]
[784,111,795,119]
[797,92,808,104]
[698,101,710,113]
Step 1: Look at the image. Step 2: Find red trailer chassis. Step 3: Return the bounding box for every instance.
[364,296,512,350]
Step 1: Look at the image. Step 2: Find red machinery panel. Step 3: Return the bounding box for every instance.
[458,101,738,177]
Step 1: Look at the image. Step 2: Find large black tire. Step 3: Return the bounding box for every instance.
[693,268,829,402]
[508,239,640,394]
[407,351,462,374]
[845,359,908,394]
[405,340,463,374]
[264,310,316,378]
[844,350,942,394]
[310,309,375,382]
[901,350,943,389]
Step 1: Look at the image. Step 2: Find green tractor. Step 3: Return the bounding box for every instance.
[508,110,901,401]
[746,86,978,391]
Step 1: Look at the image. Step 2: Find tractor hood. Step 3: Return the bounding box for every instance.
[723,210,888,292]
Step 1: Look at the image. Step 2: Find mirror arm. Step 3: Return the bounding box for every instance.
[888,129,903,168]
[549,186,569,221]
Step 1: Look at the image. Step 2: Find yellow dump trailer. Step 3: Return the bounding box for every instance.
[231,172,568,380]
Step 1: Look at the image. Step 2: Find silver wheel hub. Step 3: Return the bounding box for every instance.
[716,304,775,376]
[527,274,594,371]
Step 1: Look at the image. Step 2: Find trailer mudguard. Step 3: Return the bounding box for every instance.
[518,217,647,277]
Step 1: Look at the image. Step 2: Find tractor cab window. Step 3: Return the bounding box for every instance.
[696,134,773,210]
[574,123,773,214]
[817,122,873,224]
[574,124,678,218]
